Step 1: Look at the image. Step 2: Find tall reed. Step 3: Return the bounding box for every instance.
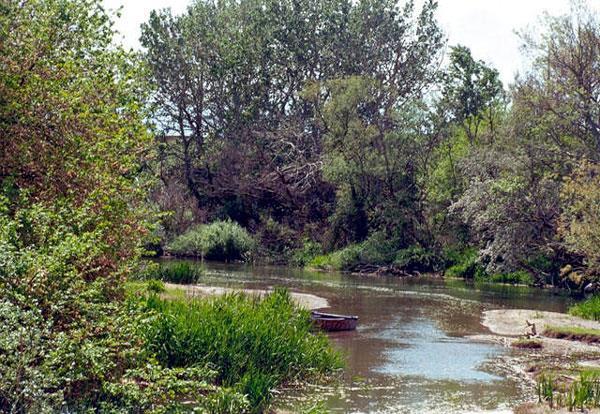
[142,289,342,412]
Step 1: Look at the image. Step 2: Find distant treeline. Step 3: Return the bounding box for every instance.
[143,0,599,287]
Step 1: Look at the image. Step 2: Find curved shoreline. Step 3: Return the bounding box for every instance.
[479,309,600,354]
[164,282,329,310]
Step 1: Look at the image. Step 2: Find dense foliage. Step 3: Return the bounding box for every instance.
[0,0,340,412]
[0,0,155,410]
[144,0,600,288]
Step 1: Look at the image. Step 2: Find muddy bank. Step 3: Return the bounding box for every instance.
[164,283,329,310]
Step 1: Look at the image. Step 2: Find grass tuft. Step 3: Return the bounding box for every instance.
[570,295,600,321]
[141,289,342,412]
[138,261,204,284]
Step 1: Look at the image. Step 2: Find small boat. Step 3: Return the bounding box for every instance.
[311,311,358,332]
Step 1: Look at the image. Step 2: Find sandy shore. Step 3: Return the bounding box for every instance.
[478,309,600,355]
[164,283,329,310]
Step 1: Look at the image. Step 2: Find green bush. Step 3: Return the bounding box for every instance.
[308,244,362,271]
[570,296,600,321]
[168,220,255,261]
[358,232,398,266]
[308,233,400,271]
[394,245,443,272]
[291,239,323,267]
[444,247,487,279]
[142,289,342,412]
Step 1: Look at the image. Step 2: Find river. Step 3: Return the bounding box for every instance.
[171,261,575,413]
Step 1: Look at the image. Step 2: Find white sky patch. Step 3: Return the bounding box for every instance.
[103,0,599,85]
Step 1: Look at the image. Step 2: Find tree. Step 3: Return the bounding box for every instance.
[559,161,600,274]
[305,76,438,247]
[439,45,505,145]
[0,0,154,410]
[450,1,600,277]
[141,0,444,242]
[513,0,600,159]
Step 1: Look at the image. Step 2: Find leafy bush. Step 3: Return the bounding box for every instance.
[255,216,297,264]
[394,245,443,272]
[570,296,600,321]
[444,247,488,279]
[142,289,342,412]
[291,239,323,267]
[168,220,255,261]
[358,232,399,266]
[308,244,362,271]
[308,233,399,271]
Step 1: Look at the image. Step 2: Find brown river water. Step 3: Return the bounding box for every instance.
[171,261,575,413]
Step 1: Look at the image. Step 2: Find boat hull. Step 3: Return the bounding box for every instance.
[311,311,358,332]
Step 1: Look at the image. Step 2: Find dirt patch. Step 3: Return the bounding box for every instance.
[512,339,543,349]
[164,283,329,310]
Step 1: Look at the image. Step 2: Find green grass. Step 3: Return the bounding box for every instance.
[543,325,600,343]
[141,289,342,412]
[570,295,600,321]
[148,261,203,284]
[537,370,600,410]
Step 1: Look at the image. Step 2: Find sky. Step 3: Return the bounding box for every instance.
[103,0,599,85]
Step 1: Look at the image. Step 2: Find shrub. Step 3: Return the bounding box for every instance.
[291,239,323,267]
[487,270,534,285]
[142,289,342,412]
[444,247,488,279]
[358,232,398,266]
[569,296,600,321]
[308,233,400,271]
[168,220,255,261]
[255,217,297,264]
[394,245,443,272]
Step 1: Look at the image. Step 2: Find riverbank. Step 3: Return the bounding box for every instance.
[164,282,329,310]
[471,309,600,412]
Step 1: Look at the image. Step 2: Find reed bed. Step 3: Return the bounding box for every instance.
[142,289,342,412]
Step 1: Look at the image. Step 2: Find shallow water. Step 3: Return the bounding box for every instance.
[168,261,575,413]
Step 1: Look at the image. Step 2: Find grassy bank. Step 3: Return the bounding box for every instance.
[543,325,600,343]
[138,287,342,412]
